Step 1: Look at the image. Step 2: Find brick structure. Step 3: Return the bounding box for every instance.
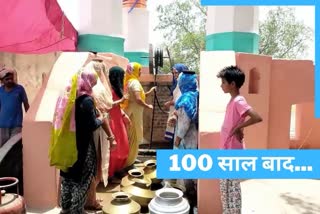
[142,81,172,145]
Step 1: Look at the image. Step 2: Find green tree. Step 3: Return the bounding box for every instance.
[155,0,207,72]
[259,7,313,59]
[155,4,313,72]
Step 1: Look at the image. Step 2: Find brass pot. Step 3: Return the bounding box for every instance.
[143,160,162,185]
[103,192,141,214]
[121,168,151,187]
[120,169,155,208]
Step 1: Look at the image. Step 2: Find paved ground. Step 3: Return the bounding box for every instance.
[241,179,320,214]
[27,179,320,214]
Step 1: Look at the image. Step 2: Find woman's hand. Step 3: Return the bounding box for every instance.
[146,86,157,95]
[107,135,116,149]
[168,116,177,127]
[164,100,173,108]
[109,137,117,150]
[122,114,131,127]
[150,86,157,93]
[121,93,129,102]
[174,137,181,147]
[97,110,104,122]
[146,104,153,110]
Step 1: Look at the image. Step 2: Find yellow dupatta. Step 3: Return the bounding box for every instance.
[49,71,79,172]
[121,62,145,109]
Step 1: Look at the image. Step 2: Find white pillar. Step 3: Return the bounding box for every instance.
[122,2,149,66]
[58,0,125,55]
[206,6,259,53]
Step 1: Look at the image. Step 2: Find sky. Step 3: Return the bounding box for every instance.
[147,2,315,61]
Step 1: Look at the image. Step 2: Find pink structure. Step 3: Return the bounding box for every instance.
[22,52,128,210]
[198,51,317,214]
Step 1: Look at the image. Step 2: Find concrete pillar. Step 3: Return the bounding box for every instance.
[64,0,125,55]
[206,6,259,53]
[122,0,149,66]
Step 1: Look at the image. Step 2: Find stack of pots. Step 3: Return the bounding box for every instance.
[104,159,190,213]
[120,168,155,209]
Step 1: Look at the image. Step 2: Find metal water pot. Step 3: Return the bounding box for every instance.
[148,182,190,214]
[143,160,162,185]
[120,169,155,208]
[103,192,141,214]
[0,177,26,214]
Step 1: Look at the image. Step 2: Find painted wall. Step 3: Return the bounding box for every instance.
[0,52,60,103]
[292,102,320,149]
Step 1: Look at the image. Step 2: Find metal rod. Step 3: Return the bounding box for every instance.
[149,67,158,149]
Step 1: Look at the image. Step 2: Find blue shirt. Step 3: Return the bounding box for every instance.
[0,84,28,128]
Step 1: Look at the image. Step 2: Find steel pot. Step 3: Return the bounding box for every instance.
[148,182,190,214]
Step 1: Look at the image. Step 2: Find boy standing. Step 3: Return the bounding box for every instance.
[0,68,29,147]
[217,66,262,213]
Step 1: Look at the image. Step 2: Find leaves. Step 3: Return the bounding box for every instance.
[155,0,207,72]
[259,7,313,59]
[155,4,313,72]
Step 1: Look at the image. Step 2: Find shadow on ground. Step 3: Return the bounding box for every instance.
[280,192,320,214]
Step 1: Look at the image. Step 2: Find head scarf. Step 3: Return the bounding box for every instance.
[77,67,98,97]
[85,60,113,112]
[171,63,188,95]
[121,62,145,109]
[109,66,125,99]
[175,73,199,121]
[50,68,98,172]
[0,67,18,83]
[52,67,98,138]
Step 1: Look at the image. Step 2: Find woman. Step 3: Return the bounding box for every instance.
[164,64,188,144]
[121,62,155,167]
[108,66,130,177]
[164,63,188,108]
[59,68,104,214]
[174,72,198,149]
[173,72,199,214]
[84,60,115,210]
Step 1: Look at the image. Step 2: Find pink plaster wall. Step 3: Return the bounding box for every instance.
[291,102,320,149]
[198,52,315,214]
[198,132,222,214]
[236,53,272,149]
[268,60,314,149]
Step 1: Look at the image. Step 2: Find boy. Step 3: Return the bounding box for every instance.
[217,65,262,213]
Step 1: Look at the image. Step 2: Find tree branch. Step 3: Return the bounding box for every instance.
[279,38,304,58]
